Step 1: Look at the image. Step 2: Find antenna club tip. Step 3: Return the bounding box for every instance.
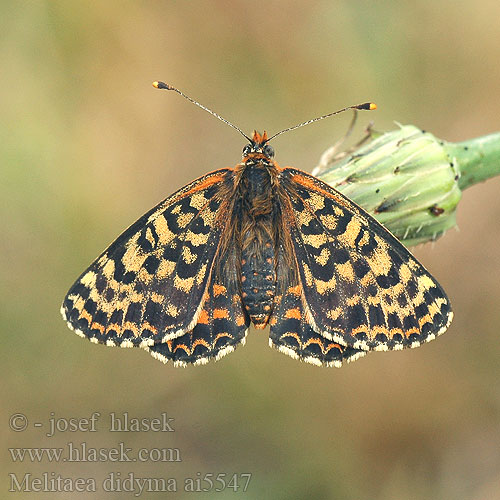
[152,81,172,90]
[357,102,377,111]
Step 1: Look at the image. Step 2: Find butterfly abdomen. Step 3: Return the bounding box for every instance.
[241,239,276,328]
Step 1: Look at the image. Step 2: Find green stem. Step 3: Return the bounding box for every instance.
[446,132,500,190]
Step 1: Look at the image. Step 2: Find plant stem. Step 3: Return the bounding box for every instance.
[446,132,500,191]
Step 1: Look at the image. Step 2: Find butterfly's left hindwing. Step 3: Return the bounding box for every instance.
[61,169,232,347]
[146,279,250,366]
[279,168,453,352]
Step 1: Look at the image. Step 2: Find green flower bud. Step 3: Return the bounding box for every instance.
[314,124,500,246]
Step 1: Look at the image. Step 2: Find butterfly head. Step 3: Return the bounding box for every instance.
[242,131,275,159]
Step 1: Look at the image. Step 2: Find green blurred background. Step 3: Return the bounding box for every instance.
[2,1,500,498]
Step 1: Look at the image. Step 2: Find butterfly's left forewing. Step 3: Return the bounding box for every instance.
[61,169,233,348]
[278,168,453,352]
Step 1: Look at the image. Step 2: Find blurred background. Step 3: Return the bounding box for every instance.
[2,1,500,498]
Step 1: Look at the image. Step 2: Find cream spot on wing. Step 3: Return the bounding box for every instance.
[174,275,194,293]
[336,261,355,282]
[177,212,194,228]
[80,271,97,287]
[296,209,315,226]
[166,304,179,317]
[314,248,331,266]
[181,246,198,264]
[398,263,412,285]
[302,263,314,286]
[357,230,370,248]
[145,227,156,247]
[138,268,153,283]
[102,259,115,278]
[200,208,217,227]
[302,233,328,249]
[337,217,362,248]
[195,263,208,285]
[122,244,145,272]
[151,292,164,303]
[346,295,360,306]
[185,230,209,247]
[307,192,326,211]
[314,276,337,295]
[365,236,392,276]
[189,191,208,210]
[418,275,436,291]
[319,214,337,230]
[154,216,176,244]
[327,307,343,321]
[156,260,176,279]
[333,206,345,217]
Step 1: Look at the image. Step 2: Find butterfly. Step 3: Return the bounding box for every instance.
[61,82,453,367]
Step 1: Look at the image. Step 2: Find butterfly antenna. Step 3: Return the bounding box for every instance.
[266,102,377,142]
[153,81,252,142]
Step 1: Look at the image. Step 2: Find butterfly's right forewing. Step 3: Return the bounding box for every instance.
[61,169,233,347]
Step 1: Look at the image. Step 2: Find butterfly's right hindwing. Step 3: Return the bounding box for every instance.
[61,169,232,347]
[269,284,367,367]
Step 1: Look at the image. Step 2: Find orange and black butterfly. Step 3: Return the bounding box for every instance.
[61,82,452,367]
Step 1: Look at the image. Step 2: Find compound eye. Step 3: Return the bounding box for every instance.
[263,144,274,158]
[242,144,252,156]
